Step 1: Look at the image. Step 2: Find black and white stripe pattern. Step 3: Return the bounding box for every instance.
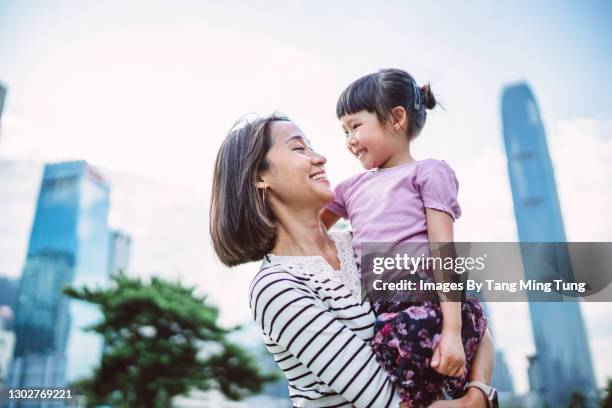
[248,231,401,408]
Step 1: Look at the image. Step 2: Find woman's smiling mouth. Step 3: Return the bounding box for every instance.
[309,170,330,185]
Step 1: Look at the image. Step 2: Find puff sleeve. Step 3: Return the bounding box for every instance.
[416,160,462,220]
[325,178,350,219]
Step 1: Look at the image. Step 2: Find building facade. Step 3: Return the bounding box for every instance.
[107,230,131,276]
[8,161,111,396]
[501,83,597,406]
[0,83,6,141]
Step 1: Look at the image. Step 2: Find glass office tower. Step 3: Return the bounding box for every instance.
[501,83,597,406]
[0,83,5,116]
[107,230,131,276]
[0,83,6,141]
[9,161,111,396]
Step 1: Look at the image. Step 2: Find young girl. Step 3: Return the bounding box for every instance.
[320,68,488,407]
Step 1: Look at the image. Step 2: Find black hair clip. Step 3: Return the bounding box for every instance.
[413,81,421,110]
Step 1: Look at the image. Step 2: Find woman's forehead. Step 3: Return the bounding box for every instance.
[271,120,311,145]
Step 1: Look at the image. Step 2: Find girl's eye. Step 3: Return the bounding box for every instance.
[353,124,361,130]
[292,146,305,151]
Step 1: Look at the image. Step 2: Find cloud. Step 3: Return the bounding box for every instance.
[0,160,255,327]
[103,167,256,327]
[450,117,612,391]
[0,159,42,278]
[1,115,610,392]
[549,118,612,241]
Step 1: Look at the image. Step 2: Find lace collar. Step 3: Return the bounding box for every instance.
[263,230,362,299]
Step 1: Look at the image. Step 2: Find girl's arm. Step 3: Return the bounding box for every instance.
[426,207,466,378]
[429,328,495,408]
[320,208,341,230]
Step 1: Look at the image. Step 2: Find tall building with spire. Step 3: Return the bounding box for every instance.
[8,161,112,396]
[0,83,6,141]
[501,83,597,406]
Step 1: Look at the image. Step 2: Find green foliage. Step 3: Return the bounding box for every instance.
[567,390,587,408]
[601,378,612,408]
[63,271,277,408]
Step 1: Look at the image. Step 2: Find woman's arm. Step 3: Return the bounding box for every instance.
[250,269,402,408]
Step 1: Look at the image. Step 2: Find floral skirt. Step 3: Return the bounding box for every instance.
[371,297,488,408]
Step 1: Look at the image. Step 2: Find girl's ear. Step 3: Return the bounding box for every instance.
[391,106,408,130]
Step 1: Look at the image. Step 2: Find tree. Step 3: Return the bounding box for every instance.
[567,390,587,408]
[601,378,612,408]
[63,271,278,408]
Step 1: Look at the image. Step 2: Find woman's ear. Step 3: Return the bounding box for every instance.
[255,172,267,190]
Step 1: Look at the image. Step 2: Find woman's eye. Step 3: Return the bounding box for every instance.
[353,124,361,130]
[292,146,305,151]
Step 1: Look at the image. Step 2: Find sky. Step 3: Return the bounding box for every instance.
[0,0,611,395]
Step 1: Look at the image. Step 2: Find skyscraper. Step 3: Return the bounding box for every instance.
[107,230,131,276]
[492,350,514,394]
[501,83,597,406]
[0,306,16,383]
[8,161,111,393]
[0,83,6,141]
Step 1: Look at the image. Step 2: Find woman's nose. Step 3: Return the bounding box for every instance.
[311,151,327,165]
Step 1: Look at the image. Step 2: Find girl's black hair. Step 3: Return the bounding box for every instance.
[336,68,437,140]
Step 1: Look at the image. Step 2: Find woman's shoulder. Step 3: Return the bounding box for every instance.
[248,254,324,295]
[247,258,307,314]
[248,259,294,295]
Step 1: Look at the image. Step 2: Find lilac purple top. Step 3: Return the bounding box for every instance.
[325,159,462,266]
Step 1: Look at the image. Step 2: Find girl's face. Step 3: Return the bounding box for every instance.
[340,110,400,170]
[259,121,334,209]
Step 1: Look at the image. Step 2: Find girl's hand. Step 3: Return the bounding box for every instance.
[430,329,466,377]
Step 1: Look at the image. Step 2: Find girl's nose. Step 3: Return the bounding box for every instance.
[347,133,358,146]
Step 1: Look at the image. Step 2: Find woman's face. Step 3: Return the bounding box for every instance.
[259,121,334,210]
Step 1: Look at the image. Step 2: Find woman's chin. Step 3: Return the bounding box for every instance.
[309,178,333,192]
[317,188,336,205]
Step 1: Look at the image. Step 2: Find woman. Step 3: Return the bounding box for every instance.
[210,113,495,408]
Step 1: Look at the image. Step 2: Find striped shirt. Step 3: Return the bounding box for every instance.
[248,231,402,408]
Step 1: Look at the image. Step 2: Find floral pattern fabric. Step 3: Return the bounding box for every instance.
[371,298,488,407]
[329,230,488,407]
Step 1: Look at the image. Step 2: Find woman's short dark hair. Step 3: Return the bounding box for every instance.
[210,113,289,266]
[336,68,437,140]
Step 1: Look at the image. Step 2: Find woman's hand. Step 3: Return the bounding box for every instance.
[426,387,488,407]
[430,328,466,377]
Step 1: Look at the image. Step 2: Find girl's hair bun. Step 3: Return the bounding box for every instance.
[420,83,437,110]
